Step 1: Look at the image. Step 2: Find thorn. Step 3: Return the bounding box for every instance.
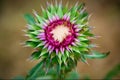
[80,7,86,13]
[47,1,50,6]
[22,29,26,32]
[19,42,25,45]
[60,0,62,6]
[75,1,79,7]
[41,5,44,11]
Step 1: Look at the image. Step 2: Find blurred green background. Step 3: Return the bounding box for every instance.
[0,0,120,79]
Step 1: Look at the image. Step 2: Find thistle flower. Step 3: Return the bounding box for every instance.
[24,2,109,79]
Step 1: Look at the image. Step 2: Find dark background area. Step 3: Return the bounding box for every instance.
[0,0,120,79]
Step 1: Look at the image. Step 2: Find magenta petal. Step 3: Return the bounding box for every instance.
[43,43,49,48]
[66,15,70,21]
[39,33,45,36]
[71,42,76,46]
[40,37,46,40]
[49,46,54,53]
[52,15,56,21]
[43,41,47,45]
[75,39,80,42]
[55,48,59,54]
[75,28,81,32]
[49,17,53,23]
[73,25,77,28]
[61,47,65,54]
[66,46,70,52]
[76,33,80,36]
[60,47,64,54]
[55,15,59,20]
[63,14,67,20]
[48,45,52,51]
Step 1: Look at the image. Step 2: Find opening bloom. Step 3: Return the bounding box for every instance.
[37,16,80,54]
[25,2,110,79]
[24,2,102,71]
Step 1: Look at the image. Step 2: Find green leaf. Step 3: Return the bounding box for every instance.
[57,4,63,18]
[48,4,56,15]
[104,64,120,80]
[62,5,68,14]
[84,51,110,59]
[83,30,94,37]
[70,6,78,19]
[62,53,67,66]
[26,32,39,41]
[30,51,41,60]
[25,41,40,48]
[76,12,88,24]
[80,54,87,63]
[65,50,69,57]
[27,30,39,35]
[79,12,88,19]
[78,36,88,41]
[72,46,80,53]
[79,47,89,52]
[36,42,44,48]
[57,52,62,66]
[81,42,89,47]
[83,75,91,80]
[47,10,53,19]
[69,53,75,61]
[42,7,48,19]
[33,11,44,24]
[74,52,81,61]
[39,48,48,57]
[77,3,85,11]
[65,70,80,79]
[26,60,44,79]
[24,14,35,25]
[36,76,53,80]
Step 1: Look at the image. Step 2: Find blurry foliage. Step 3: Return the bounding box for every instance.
[12,63,120,80]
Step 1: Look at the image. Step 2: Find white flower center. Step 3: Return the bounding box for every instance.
[51,25,71,43]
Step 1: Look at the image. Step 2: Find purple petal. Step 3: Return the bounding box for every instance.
[75,39,80,42]
[60,47,64,54]
[75,28,81,32]
[63,14,67,20]
[55,48,59,54]
[37,33,45,38]
[52,15,56,21]
[43,43,49,48]
[40,37,46,40]
[49,46,54,54]
[71,42,76,46]
[66,15,70,21]
[49,17,53,23]
[48,45,52,51]
[66,46,70,52]
[55,14,59,20]
[43,41,47,45]
[76,33,80,36]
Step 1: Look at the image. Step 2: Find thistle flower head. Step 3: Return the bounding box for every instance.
[24,2,109,74]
